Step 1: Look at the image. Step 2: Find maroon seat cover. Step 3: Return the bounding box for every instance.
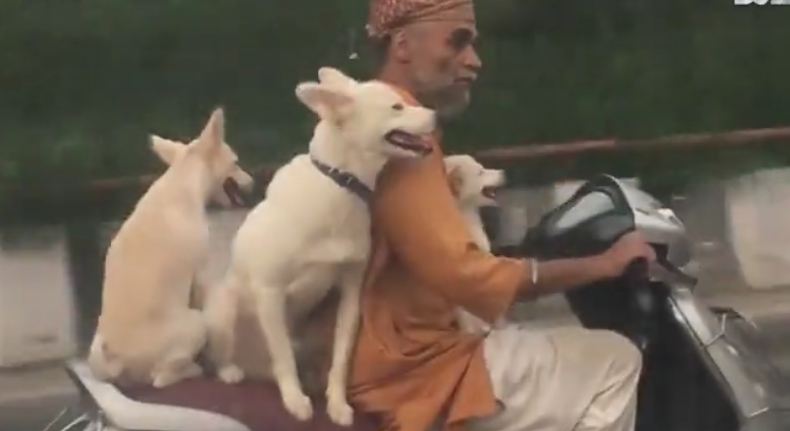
[121,378,380,431]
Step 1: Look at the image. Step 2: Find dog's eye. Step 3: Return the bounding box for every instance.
[391,103,404,111]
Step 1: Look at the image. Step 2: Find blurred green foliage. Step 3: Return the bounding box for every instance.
[1,0,789,194]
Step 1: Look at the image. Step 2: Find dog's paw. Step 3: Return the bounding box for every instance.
[184,362,204,378]
[152,372,182,388]
[218,365,245,384]
[282,391,313,422]
[152,375,173,388]
[327,398,354,427]
[152,363,203,388]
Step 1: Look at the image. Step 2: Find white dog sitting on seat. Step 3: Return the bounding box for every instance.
[88,108,253,388]
[204,67,436,425]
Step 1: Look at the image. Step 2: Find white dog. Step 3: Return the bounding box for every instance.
[204,67,436,425]
[88,108,253,388]
[444,154,507,335]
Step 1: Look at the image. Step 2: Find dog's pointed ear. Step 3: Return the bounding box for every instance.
[195,107,225,152]
[150,135,186,165]
[444,156,464,198]
[295,82,352,121]
[318,67,357,90]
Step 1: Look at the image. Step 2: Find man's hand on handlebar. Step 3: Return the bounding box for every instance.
[600,231,657,279]
[517,231,657,300]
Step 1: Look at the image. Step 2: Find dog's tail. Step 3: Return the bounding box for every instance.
[87,332,124,381]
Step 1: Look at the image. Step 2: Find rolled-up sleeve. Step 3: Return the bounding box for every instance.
[374,154,526,324]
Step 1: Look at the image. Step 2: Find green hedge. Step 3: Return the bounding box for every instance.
[1,0,788,191]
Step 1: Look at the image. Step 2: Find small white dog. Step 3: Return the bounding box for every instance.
[88,108,253,388]
[444,154,507,335]
[204,67,436,425]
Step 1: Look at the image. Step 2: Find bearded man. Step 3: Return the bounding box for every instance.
[346,1,656,431]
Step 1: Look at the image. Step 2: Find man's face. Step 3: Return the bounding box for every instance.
[400,20,482,120]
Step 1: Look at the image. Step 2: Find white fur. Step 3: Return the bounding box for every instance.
[444,155,507,336]
[87,108,253,388]
[204,67,436,425]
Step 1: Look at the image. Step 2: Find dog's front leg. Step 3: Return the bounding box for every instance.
[191,270,211,310]
[190,250,213,309]
[326,265,364,427]
[204,274,244,384]
[254,283,313,421]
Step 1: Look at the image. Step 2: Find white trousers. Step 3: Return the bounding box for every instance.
[466,325,642,431]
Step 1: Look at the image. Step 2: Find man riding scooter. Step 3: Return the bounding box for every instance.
[346,1,653,430]
[62,2,657,430]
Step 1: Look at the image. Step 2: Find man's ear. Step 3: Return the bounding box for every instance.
[150,135,186,165]
[391,29,411,64]
[295,82,353,121]
[195,107,225,152]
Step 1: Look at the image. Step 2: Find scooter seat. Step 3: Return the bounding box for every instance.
[66,360,381,431]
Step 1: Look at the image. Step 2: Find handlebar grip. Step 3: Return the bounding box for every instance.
[623,257,655,351]
[624,258,649,286]
[625,258,653,310]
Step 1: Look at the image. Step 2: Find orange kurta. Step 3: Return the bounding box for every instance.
[349,87,526,431]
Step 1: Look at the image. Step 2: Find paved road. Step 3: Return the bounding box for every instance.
[0,363,79,431]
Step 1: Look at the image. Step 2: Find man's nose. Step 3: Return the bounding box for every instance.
[463,46,482,73]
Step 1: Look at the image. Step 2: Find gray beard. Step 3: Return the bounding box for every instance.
[418,88,471,122]
[436,100,469,122]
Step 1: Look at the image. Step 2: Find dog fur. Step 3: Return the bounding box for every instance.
[87,108,253,388]
[444,154,507,335]
[203,67,436,425]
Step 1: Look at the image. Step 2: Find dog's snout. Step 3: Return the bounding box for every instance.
[486,169,507,187]
[426,109,438,132]
[235,171,255,192]
[496,170,507,186]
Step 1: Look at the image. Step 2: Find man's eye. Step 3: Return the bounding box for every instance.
[392,103,404,111]
[450,29,474,51]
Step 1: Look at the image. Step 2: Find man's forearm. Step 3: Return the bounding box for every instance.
[517,255,615,300]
